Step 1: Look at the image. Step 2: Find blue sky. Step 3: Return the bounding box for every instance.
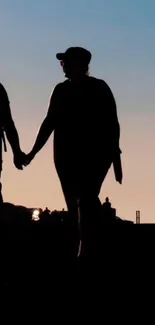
[1,0,155,117]
[1,0,155,222]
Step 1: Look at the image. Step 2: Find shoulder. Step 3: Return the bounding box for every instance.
[51,81,68,96]
[55,80,69,89]
[0,83,9,103]
[0,83,7,94]
[91,77,115,101]
[89,77,111,91]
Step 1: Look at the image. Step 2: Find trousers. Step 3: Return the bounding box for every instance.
[56,157,112,243]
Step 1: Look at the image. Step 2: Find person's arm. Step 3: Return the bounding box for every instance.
[0,84,26,169]
[4,116,21,155]
[29,116,54,159]
[0,84,21,155]
[103,81,120,151]
[27,83,61,161]
[103,82,122,183]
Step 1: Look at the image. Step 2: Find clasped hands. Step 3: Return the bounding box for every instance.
[13,150,35,170]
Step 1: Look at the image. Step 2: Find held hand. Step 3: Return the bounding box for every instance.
[13,151,27,170]
[23,151,35,166]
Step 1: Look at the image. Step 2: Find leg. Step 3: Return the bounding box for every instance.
[57,171,80,255]
[0,139,3,204]
[60,179,78,224]
[0,181,3,204]
[56,164,79,227]
[78,189,102,248]
[0,150,3,204]
[78,161,112,253]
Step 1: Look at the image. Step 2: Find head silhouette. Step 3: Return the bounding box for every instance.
[56,47,92,79]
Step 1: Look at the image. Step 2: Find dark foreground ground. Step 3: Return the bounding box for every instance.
[0,203,154,292]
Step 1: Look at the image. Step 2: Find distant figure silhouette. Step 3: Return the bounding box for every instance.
[45,207,50,214]
[103,197,112,209]
[0,84,26,203]
[24,47,122,252]
[102,197,116,221]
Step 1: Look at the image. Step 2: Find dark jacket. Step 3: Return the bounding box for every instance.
[47,76,120,170]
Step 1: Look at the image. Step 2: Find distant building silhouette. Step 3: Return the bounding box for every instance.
[136,211,141,224]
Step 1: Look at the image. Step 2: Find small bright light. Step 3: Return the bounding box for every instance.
[32,209,40,222]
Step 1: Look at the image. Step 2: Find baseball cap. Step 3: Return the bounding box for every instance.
[56,47,92,64]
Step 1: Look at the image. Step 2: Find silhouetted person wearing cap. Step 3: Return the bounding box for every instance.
[24,47,122,253]
[0,83,25,203]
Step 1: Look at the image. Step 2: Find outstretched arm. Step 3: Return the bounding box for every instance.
[4,116,27,170]
[26,83,61,162]
[5,117,21,155]
[29,116,54,159]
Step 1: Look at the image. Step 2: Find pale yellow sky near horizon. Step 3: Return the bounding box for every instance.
[2,111,155,224]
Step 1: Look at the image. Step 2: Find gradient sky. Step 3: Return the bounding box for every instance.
[0,0,155,223]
